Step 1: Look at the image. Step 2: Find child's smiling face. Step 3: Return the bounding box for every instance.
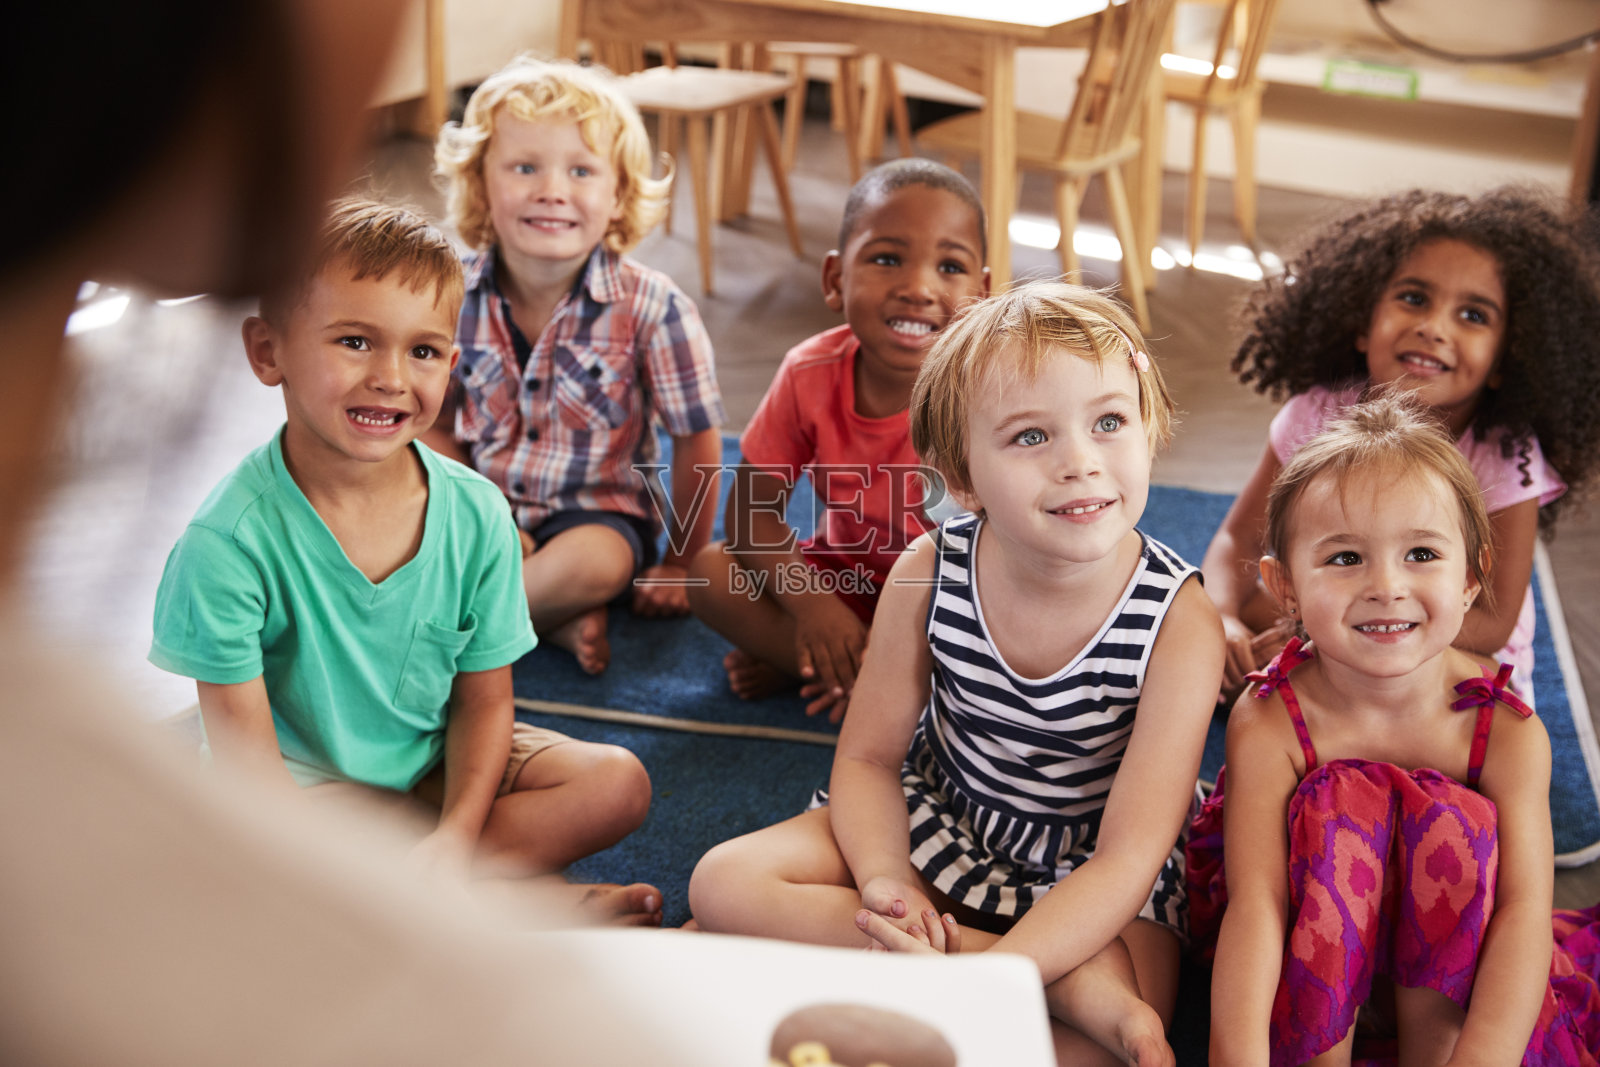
[482,109,622,276]
[1265,464,1477,680]
[1358,237,1507,436]
[955,344,1150,570]
[823,184,988,390]
[249,262,459,473]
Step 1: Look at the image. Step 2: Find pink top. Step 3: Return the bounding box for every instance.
[740,324,932,616]
[1269,385,1567,679]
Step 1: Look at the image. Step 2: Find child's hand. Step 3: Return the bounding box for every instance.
[856,907,962,955]
[517,528,537,558]
[800,676,851,723]
[631,563,692,617]
[793,597,869,722]
[1222,615,1296,694]
[858,875,942,939]
[405,827,474,885]
[1219,614,1258,694]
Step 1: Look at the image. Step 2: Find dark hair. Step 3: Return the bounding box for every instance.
[7,2,295,293]
[1233,186,1600,532]
[836,158,986,261]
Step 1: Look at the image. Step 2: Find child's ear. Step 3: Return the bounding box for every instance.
[945,477,981,516]
[242,316,285,387]
[448,344,461,374]
[1467,545,1490,609]
[1259,555,1296,619]
[978,265,992,298]
[821,251,845,313]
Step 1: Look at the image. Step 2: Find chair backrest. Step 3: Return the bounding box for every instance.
[1054,0,1179,166]
[1204,0,1282,96]
[592,41,682,75]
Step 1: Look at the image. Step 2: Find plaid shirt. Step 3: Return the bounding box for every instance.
[454,246,725,531]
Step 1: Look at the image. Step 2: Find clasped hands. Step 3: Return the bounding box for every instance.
[854,875,963,956]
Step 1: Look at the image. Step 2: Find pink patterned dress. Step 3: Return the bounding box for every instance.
[1186,639,1600,1066]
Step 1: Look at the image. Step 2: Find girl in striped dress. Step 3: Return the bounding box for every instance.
[691,283,1225,1065]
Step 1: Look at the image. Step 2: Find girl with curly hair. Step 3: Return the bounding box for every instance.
[1202,186,1600,695]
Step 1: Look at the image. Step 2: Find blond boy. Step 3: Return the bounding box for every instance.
[428,56,725,675]
[151,200,658,917]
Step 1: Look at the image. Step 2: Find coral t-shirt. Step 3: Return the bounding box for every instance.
[740,324,934,620]
[1269,385,1566,679]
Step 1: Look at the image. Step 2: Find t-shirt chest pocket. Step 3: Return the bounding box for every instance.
[550,343,637,431]
[393,615,477,713]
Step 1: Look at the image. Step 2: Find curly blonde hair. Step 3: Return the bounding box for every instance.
[434,55,669,254]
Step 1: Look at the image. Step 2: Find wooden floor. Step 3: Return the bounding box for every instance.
[29,107,1600,905]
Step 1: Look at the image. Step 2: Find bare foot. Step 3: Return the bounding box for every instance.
[471,878,662,929]
[547,607,610,674]
[723,648,791,699]
[573,882,663,927]
[1046,939,1174,1067]
[1115,1004,1175,1067]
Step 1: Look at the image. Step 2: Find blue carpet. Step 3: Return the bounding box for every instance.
[512,439,1600,917]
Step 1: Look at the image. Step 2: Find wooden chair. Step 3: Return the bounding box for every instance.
[1163,0,1281,256]
[765,44,915,180]
[916,0,1178,329]
[767,42,865,179]
[616,60,805,296]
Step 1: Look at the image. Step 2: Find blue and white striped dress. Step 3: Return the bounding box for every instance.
[903,512,1195,932]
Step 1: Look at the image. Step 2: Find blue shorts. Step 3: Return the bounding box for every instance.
[529,509,659,573]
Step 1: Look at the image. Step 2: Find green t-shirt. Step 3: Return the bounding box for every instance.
[150,430,536,790]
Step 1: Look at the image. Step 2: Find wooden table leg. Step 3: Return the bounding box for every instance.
[661,114,678,233]
[860,56,886,161]
[1136,64,1164,290]
[687,114,716,295]
[886,62,913,159]
[838,53,863,182]
[757,103,805,258]
[409,0,448,137]
[979,38,1017,289]
[557,0,581,61]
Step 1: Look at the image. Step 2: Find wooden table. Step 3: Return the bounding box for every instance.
[559,0,1113,288]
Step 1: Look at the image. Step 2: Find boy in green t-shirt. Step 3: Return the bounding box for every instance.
[151,200,658,921]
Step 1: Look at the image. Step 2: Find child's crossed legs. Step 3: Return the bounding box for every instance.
[689,806,1177,1065]
[309,725,659,924]
[522,512,655,675]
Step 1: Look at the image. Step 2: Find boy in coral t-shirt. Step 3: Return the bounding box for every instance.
[688,160,989,721]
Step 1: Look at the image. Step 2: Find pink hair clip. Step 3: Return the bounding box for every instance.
[1109,324,1150,373]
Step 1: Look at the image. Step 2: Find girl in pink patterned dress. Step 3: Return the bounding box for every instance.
[1191,393,1600,1066]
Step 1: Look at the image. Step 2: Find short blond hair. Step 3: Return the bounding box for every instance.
[258,198,463,325]
[910,282,1175,494]
[435,55,668,254]
[1265,389,1493,601]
